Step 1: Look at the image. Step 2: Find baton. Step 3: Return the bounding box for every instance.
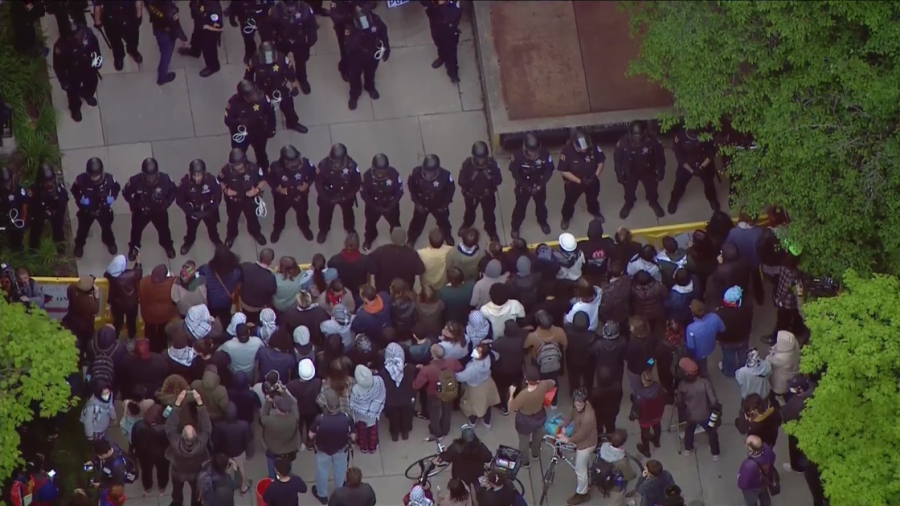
[94,24,112,49]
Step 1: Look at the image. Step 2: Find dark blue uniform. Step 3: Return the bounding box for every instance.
[406,167,455,246]
[508,148,554,233]
[315,157,361,235]
[52,26,102,120]
[146,0,187,83]
[176,172,222,247]
[228,0,274,62]
[224,92,276,173]
[345,11,390,104]
[614,133,666,209]
[1,183,29,251]
[669,129,719,213]
[122,172,177,252]
[28,181,70,251]
[245,52,304,130]
[458,157,502,240]
[361,167,403,246]
[423,0,461,81]
[268,0,317,86]
[218,163,265,243]
[267,157,316,238]
[92,0,142,68]
[558,142,605,222]
[71,172,120,252]
[181,0,223,73]
[330,1,377,80]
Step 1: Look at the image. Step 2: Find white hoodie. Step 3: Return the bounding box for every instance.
[565,286,602,331]
[480,300,526,339]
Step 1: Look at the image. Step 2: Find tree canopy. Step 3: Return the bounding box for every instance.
[622,1,900,276]
[786,271,900,505]
[0,297,79,480]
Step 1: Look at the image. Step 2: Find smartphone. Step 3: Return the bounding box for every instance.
[163,405,173,418]
[83,463,94,472]
[47,470,57,478]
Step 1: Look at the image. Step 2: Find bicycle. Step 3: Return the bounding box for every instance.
[403,440,526,496]
[536,434,645,506]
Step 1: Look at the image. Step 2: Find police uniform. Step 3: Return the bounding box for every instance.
[146,0,187,84]
[330,1,376,80]
[122,172,177,256]
[46,0,89,36]
[345,10,390,106]
[218,162,265,244]
[224,91,276,174]
[361,166,403,247]
[406,166,455,246]
[267,156,316,240]
[245,51,306,132]
[315,156,361,237]
[10,0,46,56]
[181,0,223,73]
[613,132,666,217]
[28,180,70,251]
[92,0,142,69]
[228,0,273,63]
[71,172,120,254]
[176,172,222,249]
[423,0,461,81]
[0,182,29,252]
[508,148,554,233]
[52,24,102,121]
[558,142,605,223]
[669,129,719,213]
[459,157,502,240]
[268,1,318,89]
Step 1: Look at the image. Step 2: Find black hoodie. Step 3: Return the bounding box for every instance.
[211,402,255,459]
[589,334,627,385]
[132,418,168,462]
[578,219,616,279]
[491,322,528,375]
[711,243,752,301]
[564,313,596,369]
[286,376,323,417]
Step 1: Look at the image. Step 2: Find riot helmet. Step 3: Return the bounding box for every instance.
[630,120,647,144]
[283,0,299,13]
[280,145,302,171]
[141,158,160,185]
[86,157,104,182]
[237,79,262,103]
[64,13,82,37]
[329,143,348,170]
[189,159,207,184]
[0,166,12,189]
[260,41,276,65]
[422,154,441,181]
[471,141,490,168]
[37,164,57,190]
[572,128,591,153]
[354,5,374,30]
[523,133,541,160]
[372,153,390,179]
[229,148,248,172]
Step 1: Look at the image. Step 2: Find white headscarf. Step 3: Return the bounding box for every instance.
[408,485,433,506]
[227,312,247,336]
[185,304,214,339]
[106,255,127,278]
[383,342,405,387]
[258,308,277,343]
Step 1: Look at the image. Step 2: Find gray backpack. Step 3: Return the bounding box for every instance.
[537,341,562,374]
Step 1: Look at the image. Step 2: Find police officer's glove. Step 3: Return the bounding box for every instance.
[268,129,276,139]
[106,196,115,206]
[382,47,391,62]
[79,197,90,207]
[229,15,238,27]
[291,87,300,98]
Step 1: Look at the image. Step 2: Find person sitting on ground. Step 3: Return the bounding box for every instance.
[627,244,661,282]
[447,228,485,283]
[439,267,476,325]
[319,278,356,316]
[328,467,376,506]
[418,228,454,291]
[480,283,525,339]
[634,459,676,506]
[171,261,208,317]
[656,236,687,289]
[596,430,637,505]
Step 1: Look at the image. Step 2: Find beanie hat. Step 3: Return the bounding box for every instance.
[354,365,374,389]
[293,326,310,346]
[724,286,743,306]
[601,321,619,340]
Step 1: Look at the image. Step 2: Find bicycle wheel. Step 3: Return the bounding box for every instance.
[512,477,525,496]
[403,454,448,480]
[537,459,557,506]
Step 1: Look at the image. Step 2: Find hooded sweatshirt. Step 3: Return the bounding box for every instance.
[634,381,667,426]
[260,398,300,455]
[735,356,773,399]
[664,282,695,325]
[565,286,602,331]
[212,402,255,458]
[80,392,117,438]
[563,313,596,369]
[447,243,486,283]
[165,405,212,480]
[471,260,509,308]
[736,402,783,447]
[507,256,543,313]
[140,265,179,324]
[627,255,661,283]
[351,292,393,341]
[676,375,718,423]
[190,370,230,421]
[656,248,687,288]
[491,322,528,375]
[578,219,616,279]
[320,306,355,350]
[226,371,262,424]
[767,331,800,395]
[480,299,525,340]
[105,256,142,312]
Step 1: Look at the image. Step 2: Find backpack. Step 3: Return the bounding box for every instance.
[436,366,458,402]
[87,341,119,385]
[590,458,624,496]
[103,447,138,484]
[537,341,562,374]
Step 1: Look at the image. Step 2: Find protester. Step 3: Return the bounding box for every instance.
[413,344,463,441]
[492,321,529,415]
[390,279,419,340]
[317,358,356,416]
[627,244,661,282]
[320,304,355,351]
[686,229,718,300]
[350,365,386,453]
[87,325,127,392]
[81,379,117,440]
[439,424,493,490]
[272,256,305,314]
[419,228,454,290]
[197,454,235,506]
[676,358,721,460]
[480,284,525,339]
[716,286,754,377]
[262,458,309,506]
[599,261,632,337]
[766,330,800,401]
[328,467,376,506]
[532,243,560,290]
[506,255,543,315]
[292,326,316,364]
[503,237,533,278]
[220,324,265,377]
[190,365,229,421]
[565,278,601,331]
[319,278,356,315]
[475,471,517,506]
[261,388,300,479]
[301,253,338,297]
[165,390,212,506]
[171,261,208,317]
[634,459,676,506]
[370,227,425,292]
[352,286,393,345]
[664,269,695,327]
[168,304,221,351]
[327,232,372,304]
[415,286,446,338]
[12,267,44,309]
[577,219,615,285]
[737,435,776,506]
[437,477,472,506]
[211,402,255,494]
[282,291,330,344]
[166,329,197,380]
[555,233,584,281]
[239,248,277,323]
[632,371,666,458]
[65,276,101,355]
[382,343,416,441]
[631,270,667,329]
[310,390,355,504]
[257,307,278,343]
[590,320,627,406]
[782,375,815,475]
[348,333,379,372]
[508,366,554,467]
[726,211,765,305]
[190,338,231,386]
[140,265,179,352]
[105,254,142,346]
[471,260,508,308]
[258,329,299,381]
[457,342,500,429]
[226,371,260,424]
[624,316,657,393]
[592,366,623,435]
[155,374,192,428]
[656,236,687,288]
[557,388,597,505]
[286,358,322,450]
[657,320,683,395]
[199,245,243,324]
[736,393,783,448]
[131,405,170,495]
[317,337,352,381]
[685,299,725,378]
[712,243,752,301]
[407,484,436,506]
[735,349,772,400]
[447,228,485,283]
[596,430,637,506]
[439,267,476,324]
[439,321,470,361]
[527,310,566,407]
[564,311,596,395]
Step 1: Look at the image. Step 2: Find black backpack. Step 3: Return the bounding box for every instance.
[88,341,119,385]
[512,275,540,312]
[590,458,624,496]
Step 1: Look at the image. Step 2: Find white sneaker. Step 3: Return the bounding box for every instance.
[712,454,720,462]
[482,421,492,431]
[782,463,803,474]
[718,361,723,371]
[683,450,692,456]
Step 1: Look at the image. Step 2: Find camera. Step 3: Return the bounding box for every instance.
[262,371,283,399]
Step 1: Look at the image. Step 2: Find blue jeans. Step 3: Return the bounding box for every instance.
[155,31,175,83]
[265,451,292,480]
[720,341,749,378]
[315,450,348,500]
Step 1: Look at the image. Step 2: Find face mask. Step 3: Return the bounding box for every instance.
[576,136,589,151]
[264,50,274,65]
[358,16,370,30]
[471,350,481,360]
[101,392,111,402]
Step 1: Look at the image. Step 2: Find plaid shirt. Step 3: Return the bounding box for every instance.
[316,379,355,417]
[774,266,801,310]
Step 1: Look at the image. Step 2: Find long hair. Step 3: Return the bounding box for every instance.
[208,245,240,276]
[311,254,328,293]
[327,357,350,395]
[279,256,300,281]
[390,278,415,302]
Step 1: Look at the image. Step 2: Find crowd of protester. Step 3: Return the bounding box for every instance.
[47,206,824,506]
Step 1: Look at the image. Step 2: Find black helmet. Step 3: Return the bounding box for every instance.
[141,158,159,183]
[572,128,591,152]
[329,143,348,168]
[37,164,57,183]
[422,154,440,180]
[260,41,276,65]
[64,13,82,35]
[630,120,647,143]
[86,157,104,178]
[523,133,540,159]
[281,144,302,170]
[372,153,390,171]
[353,5,374,30]
[229,148,248,167]
[189,159,206,175]
[237,80,260,102]
[0,166,12,185]
[573,387,588,403]
[471,141,490,167]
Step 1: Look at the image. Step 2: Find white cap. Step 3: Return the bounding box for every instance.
[298,359,316,381]
[559,233,577,252]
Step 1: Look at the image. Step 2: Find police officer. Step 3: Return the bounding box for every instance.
[558,129,605,230]
[360,153,402,250]
[28,165,70,252]
[315,143,360,244]
[228,0,273,64]
[668,128,719,214]
[244,42,309,134]
[178,0,223,77]
[330,0,376,82]
[508,133,553,238]
[0,167,28,252]
[224,80,277,175]
[407,154,455,247]
[122,158,177,260]
[92,0,143,71]
[268,0,317,95]
[219,148,266,247]
[423,0,461,83]
[345,5,390,111]
[267,145,315,243]
[459,141,502,242]
[46,0,89,36]
[614,120,667,219]
[176,159,222,254]
[146,0,187,85]
[71,157,120,258]
[52,15,103,123]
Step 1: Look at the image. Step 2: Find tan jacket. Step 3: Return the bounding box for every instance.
[569,402,598,450]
